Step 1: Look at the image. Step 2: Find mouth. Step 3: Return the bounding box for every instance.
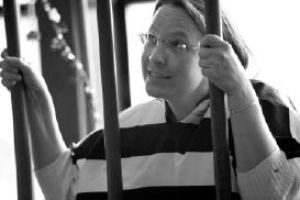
[147,70,171,79]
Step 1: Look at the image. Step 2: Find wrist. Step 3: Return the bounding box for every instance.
[230,99,259,116]
[228,80,258,112]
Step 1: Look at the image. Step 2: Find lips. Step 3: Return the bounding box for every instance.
[147,70,171,79]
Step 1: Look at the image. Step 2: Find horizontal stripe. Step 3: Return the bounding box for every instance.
[76,186,241,200]
[260,99,300,159]
[72,81,300,164]
[276,137,300,159]
[260,99,291,137]
[74,152,220,193]
[73,121,213,160]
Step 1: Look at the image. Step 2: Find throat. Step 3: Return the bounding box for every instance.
[165,93,210,123]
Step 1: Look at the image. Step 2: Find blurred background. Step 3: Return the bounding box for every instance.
[0,0,300,199]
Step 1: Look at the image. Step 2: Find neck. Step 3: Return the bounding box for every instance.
[167,91,209,121]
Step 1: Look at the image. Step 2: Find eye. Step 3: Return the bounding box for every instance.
[167,40,188,51]
[146,33,157,45]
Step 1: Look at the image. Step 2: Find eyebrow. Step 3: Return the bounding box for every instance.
[167,31,189,39]
[148,29,190,41]
[164,31,195,46]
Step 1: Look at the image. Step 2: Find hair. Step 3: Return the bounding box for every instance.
[154,0,250,69]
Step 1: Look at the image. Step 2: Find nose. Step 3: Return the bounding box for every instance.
[148,44,166,65]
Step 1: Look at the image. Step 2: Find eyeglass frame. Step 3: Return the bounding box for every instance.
[138,33,200,54]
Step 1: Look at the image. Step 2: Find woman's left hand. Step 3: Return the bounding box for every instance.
[199,34,249,96]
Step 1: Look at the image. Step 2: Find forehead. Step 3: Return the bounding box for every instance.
[149,5,202,40]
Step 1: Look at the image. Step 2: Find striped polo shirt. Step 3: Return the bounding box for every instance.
[68,80,300,200]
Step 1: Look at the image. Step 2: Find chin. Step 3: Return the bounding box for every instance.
[145,85,168,99]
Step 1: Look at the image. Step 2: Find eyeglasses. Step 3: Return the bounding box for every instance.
[138,33,200,54]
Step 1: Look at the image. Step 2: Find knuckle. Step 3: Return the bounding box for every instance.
[1,79,11,87]
[222,42,232,51]
[1,71,12,79]
[217,51,228,64]
[206,34,218,40]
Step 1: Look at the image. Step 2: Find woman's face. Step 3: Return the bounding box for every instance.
[142,4,208,102]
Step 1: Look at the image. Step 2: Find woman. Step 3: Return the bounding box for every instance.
[1,0,300,199]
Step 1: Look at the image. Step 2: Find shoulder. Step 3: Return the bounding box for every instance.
[251,80,300,159]
[119,98,166,127]
[251,79,290,107]
[251,79,297,136]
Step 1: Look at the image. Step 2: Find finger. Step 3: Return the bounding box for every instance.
[199,47,218,59]
[199,40,228,59]
[0,70,22,81]
[199,60,219,78]
[199,60,212,75]
[199,58,218,69]
[0,57,20,70]
[199,61,210,70]
[0,62,19,74]
[0,57,31,75]
[201,67,211,79]
[201,34,232,55]
[200,34,224,48]
[12,58,33,77]
[1,78,17,88]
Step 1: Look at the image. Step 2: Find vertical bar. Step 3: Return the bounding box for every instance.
[96,0,123,200]
[76,0,96,133]
[68,0,95,135]
[112,0,131,111]
[3,0,33,199]
[204,0,232,200]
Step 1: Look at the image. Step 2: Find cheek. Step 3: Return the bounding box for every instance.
[141,51,148,80]
[178,57,204,88]
[177,56,201,78]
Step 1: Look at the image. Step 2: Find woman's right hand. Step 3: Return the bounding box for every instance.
[0,56,49,98]
[1,54,66,169]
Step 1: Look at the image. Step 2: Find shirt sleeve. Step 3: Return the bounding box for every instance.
[237,107,300,200]
[34,149,78,200]
[237,148,300,200]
